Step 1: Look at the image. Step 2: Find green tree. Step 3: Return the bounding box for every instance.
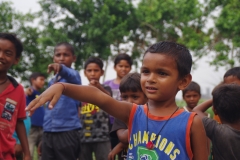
[0,1,48,85]
[37,0,138,72]
[207,0,240,68]
[131,0,211,66]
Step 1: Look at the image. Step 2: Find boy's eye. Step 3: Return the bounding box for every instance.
[5,51,13,56]
[158,71,167,76]
[132,96,139,100]
[141,69,149,74]
[121,96,127,100]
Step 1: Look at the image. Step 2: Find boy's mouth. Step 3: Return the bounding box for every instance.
[146,86,157,90]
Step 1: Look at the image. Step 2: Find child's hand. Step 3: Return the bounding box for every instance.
[14,144,22,156]
[89,80,102,89]
[37,141,42,156]
[47,63,62,75]
[108,150,116,160]
[23,155,31,160]
[26,83,65,116]
[25,88,33,96]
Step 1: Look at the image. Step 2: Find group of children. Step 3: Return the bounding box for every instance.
[1,32,240,160]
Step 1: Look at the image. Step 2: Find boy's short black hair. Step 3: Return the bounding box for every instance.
[182,81,201,97]
[212,83,240,123]
[144,41,192,78]
[114,53,133,67]
[224,67,240,80]
[29,72,46,85]
[84,56,104,70]
[120,72,142,93]
[54,42,75,55]
[0,33,23,58]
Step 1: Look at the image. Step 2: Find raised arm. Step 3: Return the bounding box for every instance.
[192,99,213,119]
[26,83,132,124]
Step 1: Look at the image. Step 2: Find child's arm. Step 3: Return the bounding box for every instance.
[25,88,33,96]
[48,63,81,84]
[117,129,128,144]
[108,142,128,160]
[26,83,132,125]
[192,99,213,119]
[37,141,42,156]
[16,120,31,160]
[191,115,209,160]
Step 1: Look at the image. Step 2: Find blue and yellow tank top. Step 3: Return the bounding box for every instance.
[127,104,195,160]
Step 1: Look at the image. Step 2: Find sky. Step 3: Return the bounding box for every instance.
[7,0,227,99]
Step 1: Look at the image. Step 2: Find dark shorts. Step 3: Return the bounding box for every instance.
[42,130,81,160]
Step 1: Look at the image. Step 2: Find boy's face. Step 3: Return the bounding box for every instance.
[140,53,191,102]
[32,76,45,90]
[114,60,131,79]
[53,45,76,68]
[224,76,240,85]
[121,90,147,105]
[0,39,19,72]
[84,63,104,82]
[183,91,200,109]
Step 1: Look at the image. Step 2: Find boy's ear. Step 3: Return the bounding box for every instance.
[178,74,192,90]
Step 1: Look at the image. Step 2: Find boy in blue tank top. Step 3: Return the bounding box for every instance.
[27,41,209,160]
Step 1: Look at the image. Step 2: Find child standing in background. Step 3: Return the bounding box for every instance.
[41,42,82,160]
[193,83,240,160]
[108,72,148,160]
[195,67,240,123]
[27,41,209,160]
[79,57,112,160]
[104,53,132,101]
[214,67,240,123]
[104,53,132,150]
[26,72,46,160]
[182,81,210,117]
[182,81,201,112]
[0,33,30,160]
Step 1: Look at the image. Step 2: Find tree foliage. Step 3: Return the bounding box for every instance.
[0,1,47,84]
[1,0,240,84]
[207,0,240,68]
[131,0,211,65]
[38,0,137,70]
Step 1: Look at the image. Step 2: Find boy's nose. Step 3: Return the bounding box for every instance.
[147,73,156,83]
[59,55,64,60]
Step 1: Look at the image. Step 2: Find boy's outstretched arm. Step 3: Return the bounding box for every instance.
[191,115,209,160]
[192,99,213,119]
[16,120,31,160]
[26,83,132,125]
